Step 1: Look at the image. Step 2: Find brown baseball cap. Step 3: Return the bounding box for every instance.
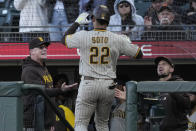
[154,56,174,67]
[29,37,50,49]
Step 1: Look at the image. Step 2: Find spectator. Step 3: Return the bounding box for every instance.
[142,5,186,40]
[187,93,196,130]
[182,0,196,40]
[79,0,107,13]
[62,0,79,24]
[182,0,196,24]
[79,0,90,13]
[108,0,144,40]
[14,0,49,42]
[47,0,79,42]
[144,0,164,25]
[107,0,116,15]
[163,0,186,21]
[115,56,191,131]
[21,37,78,131]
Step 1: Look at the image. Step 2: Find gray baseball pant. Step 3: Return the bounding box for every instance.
[74,77,115,131]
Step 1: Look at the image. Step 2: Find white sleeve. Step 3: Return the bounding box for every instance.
[14,0,27,10]
[119,35,140,58]
[66,31,84,49]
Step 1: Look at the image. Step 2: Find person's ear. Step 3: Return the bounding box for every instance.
[169,67,174,73]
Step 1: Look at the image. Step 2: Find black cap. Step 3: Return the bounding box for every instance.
[29,37,50,49]
[154,56,174,67]
[158,5,174,13]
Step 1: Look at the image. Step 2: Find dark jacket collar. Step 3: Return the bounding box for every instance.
[168,75,183,81]
[22,56,46,70]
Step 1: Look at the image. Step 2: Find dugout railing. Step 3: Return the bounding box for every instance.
[125,81,196,131]
[0,81,74,131]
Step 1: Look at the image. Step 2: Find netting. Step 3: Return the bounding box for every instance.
[0,1,195,130]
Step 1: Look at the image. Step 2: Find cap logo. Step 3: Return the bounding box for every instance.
[38,37,44,42]
[101,13,106,19]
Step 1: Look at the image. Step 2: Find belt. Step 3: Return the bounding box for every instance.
[83,76,113,80]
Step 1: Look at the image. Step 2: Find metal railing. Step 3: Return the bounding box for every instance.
[22,84,74,131]
[0,25,196,42]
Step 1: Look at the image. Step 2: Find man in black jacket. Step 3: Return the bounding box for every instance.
[154,56,190,131]
[115,56,190,131]
[21,37,77,131]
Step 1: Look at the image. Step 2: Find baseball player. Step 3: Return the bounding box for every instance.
[61,5,143,131]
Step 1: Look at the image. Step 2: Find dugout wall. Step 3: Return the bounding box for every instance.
[125,81,196,131]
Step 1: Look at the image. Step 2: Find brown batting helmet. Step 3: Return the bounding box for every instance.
[92,5,110,23]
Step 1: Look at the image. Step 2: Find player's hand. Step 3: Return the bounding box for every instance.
[75,12,91,25]
[61,82,78,92]
[115,86,126,100]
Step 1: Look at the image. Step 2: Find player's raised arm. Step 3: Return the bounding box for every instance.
[61,12,91,45]
[119,35,143,59]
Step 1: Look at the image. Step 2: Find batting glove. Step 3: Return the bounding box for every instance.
[75,12,91,25]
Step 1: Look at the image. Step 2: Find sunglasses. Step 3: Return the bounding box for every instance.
[38,45,48,49]
[119,3,130,8]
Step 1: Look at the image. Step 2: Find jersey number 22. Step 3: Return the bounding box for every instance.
[90,47,110,64]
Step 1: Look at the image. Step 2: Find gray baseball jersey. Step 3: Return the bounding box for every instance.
[65,29,140,79]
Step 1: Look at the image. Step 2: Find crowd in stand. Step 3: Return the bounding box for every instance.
[12,0,196,42]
